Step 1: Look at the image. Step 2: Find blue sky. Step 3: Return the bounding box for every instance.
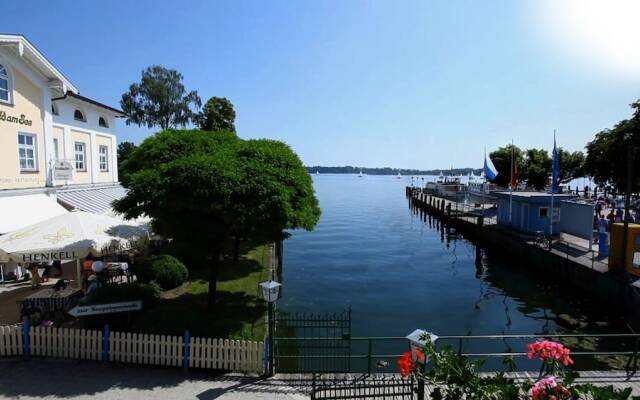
[6,1,639,169]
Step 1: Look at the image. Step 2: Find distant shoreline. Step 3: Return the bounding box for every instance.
[306,166,483,176]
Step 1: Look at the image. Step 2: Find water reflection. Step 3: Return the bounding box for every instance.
[282,175,630,371]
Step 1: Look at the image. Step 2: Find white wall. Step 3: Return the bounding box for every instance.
[52,98,119,185]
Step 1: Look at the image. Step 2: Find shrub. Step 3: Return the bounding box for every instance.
[90,282,162,308]
[83,282,162,331]
[136,255,188,290]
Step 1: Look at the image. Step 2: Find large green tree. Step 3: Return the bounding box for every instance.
[584,100,640,193]
[558,148,585,184]
[121,65,201,130]
[113,130,320,309]
[117,141,137,178]
[198,97,236,132]
[522,148,552,191]
[488,145,523,187]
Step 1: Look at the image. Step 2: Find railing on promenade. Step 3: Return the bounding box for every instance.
[275,333,640,375]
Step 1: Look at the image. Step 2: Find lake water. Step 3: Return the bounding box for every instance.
[280,174,629,370]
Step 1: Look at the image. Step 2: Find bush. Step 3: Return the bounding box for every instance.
[90,282,162,307]
[83,282,162,331]
[134,255,188,290]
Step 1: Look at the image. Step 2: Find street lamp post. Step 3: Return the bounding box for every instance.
[260,280,282,376]
[621,133,637,278]
[406,330,439,400]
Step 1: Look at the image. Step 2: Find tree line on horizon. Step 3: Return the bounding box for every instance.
[305,166,483,176]
[488,100,639,194]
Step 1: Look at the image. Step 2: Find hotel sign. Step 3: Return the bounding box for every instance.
[53,161,73,180]
[0,111,33,126]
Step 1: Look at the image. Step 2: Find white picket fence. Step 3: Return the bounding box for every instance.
[0,324,263,374]
[189,337,263,372]
[30,326,102,360]
[110,331,183,367]
[0,325,23,356]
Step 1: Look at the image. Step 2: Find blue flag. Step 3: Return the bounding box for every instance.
[484,151,498,181]
[551,135,560,193]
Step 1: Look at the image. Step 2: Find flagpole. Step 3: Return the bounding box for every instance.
[550,130,556,236]
[509,139,513,225]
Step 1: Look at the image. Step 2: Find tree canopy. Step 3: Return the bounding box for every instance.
[522,148,551,191]
[488,145,523,187]
[584,100,640,193]
[198,97,236,132]
[117,141,137,178]
[120,65,201,130]
[558,148,585,184]
[114,129,320,308]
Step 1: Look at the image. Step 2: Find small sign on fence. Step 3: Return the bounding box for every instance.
[68,301,143,317]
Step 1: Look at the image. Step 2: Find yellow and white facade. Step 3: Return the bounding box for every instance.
[0,34,123,191]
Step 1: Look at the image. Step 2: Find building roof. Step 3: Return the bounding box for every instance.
[493,191,579,200]
[52,91,126,117]
[0,33,78,94]
[56,184,128,214]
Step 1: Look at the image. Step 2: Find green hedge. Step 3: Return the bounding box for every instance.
[83,282,162,331]
[90,282,162,307]
[132,255,188,290]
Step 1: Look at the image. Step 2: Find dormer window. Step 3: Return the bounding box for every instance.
[98,116,109,128]
[0,64,11,104]
[51,103,59,116]
[74,109,86,122]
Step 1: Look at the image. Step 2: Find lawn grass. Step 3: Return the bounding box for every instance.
[130,244,271,341]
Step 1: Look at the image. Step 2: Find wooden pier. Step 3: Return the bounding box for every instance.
[406,186,640,316]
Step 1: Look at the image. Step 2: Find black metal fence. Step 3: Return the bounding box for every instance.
[274,308,352,373]
[311,374,415,400]
[276,333,640,375]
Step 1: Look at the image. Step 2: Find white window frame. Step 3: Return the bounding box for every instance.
[74,109,86,122]
[53,138,59,160]
[98,116,109,128]
[0,63,11,104]
[99,145,109,172]
[17,133,38,172]
[75,142,87,172]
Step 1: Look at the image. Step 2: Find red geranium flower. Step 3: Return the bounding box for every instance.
[398,352,416,376]
[527,341,574,367]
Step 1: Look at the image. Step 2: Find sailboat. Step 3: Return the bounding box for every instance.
[358,170,363,178]
[316,170,319,175]
[397,172,402,179]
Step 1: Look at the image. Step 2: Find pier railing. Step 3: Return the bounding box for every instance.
[275,333,640,375]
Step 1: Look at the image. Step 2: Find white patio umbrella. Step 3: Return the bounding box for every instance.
[0,211,149,264]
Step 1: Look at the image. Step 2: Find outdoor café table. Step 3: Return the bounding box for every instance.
[17,287,83,313]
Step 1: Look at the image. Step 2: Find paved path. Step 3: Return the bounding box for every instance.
[0,360,309,400]
[2,360,639,399]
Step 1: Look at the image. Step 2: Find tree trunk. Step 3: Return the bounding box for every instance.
[233,237,240,265]
[208,249,221,310]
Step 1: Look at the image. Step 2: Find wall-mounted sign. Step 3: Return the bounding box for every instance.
[53,160,73,180]
[0,111,33,126]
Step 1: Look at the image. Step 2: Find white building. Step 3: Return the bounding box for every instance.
[0,34,126,234]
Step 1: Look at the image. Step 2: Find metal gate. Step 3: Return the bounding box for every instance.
[273,308,352,373]
[311,374,415,400]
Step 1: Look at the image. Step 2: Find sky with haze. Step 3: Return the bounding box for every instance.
[6,0,640,170]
